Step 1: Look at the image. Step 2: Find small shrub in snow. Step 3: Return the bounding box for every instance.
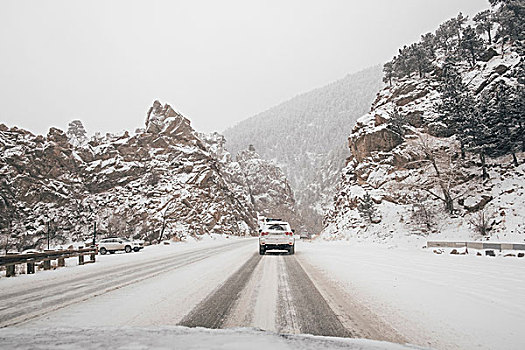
[357,192,380,224]
[468,209,496,236]
[411,200,437,235]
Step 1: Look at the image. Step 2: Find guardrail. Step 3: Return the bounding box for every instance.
[0,247,97,277]
[427,241,525,251]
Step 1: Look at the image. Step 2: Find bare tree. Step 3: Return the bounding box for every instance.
[411,197,437,234]
[157,198,177,244]
[407,136,465,214]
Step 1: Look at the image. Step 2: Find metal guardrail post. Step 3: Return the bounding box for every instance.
[428,241,525,253]
[27,261,35,274]
[1,247,98,277]
[6,264,15,277]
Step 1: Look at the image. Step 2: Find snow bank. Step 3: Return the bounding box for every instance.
[301,241,525,350]
[0,326,423,350]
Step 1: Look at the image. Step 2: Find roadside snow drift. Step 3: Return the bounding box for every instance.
[0,326,424,350]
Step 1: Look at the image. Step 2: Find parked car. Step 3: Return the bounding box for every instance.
[258,221,295,255]
[97,237,144,255]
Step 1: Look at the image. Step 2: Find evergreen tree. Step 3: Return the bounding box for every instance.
[383,61,394,86]
[474,9,495,44]
[357,192,378,224]
[454,12,469,46]
[436,61,475,159]
[435,18,459,56]
[460,25,485,67]
[394,46,412,78]
[387,109,409,137]
[493,1,525,56]
[484,81,522,166]
[408,42,433,78]
[421,32,437,60]
[511,84,525,153]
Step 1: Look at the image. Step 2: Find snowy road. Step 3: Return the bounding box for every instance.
[3,238,522,349]
[0,238,254,327]
[180,252,351,338]
[0,238,405,347]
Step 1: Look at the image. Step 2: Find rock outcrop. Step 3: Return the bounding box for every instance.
[199,134,297,228]
[0,101,263,251]
[323,46,525,244]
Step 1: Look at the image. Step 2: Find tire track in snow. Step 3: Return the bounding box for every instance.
[178,252,261,328]
[282,255,351,338]
[0,240,253,327]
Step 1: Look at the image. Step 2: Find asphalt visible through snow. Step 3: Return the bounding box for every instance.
[180,251,351,338]
[2,239,405,345]
[0,239,251,327]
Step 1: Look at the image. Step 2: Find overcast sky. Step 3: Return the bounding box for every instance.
[0,0,489,136]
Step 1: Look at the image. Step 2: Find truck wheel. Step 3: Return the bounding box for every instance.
[125,245,132,253]
[259,246,265,255]
[99,247,107,255]
[289,245,295,255]
[133,247,140,252]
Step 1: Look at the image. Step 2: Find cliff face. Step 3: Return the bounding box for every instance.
[0,101,261,251]
[234,147,297,227]
[199,133,297,229]
[323,47,525,245]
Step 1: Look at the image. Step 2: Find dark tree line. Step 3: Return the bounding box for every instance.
[383,1,524,85]
[382,0,524,180]
[436,62,524,178]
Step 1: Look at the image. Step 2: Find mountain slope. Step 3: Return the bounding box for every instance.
[224,65,383,233]
[324,2,525,245]
[0,101,295,251]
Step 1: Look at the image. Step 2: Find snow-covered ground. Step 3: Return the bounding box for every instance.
[0,234,246,281]
[2,238,523,349]
[0,326,422,350]
[0,236,256,327]
[299,241,525,350]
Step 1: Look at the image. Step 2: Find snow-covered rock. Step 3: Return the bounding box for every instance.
[224,66,383,234]
[199,133,297,228]
[0,101,268,250]
[323,41,525,245]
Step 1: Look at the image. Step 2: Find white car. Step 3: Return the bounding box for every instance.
[97,237,144,255]
[258,221,295,255]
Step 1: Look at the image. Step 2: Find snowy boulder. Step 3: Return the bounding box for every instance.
[350,125,403,163]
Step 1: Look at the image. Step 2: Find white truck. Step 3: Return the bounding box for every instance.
[258,220,295,255]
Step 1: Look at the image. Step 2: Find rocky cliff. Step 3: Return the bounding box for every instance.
[199,133,297,228]
[324,45,525,245]
[224,65,383,234]
[1,101,292,251]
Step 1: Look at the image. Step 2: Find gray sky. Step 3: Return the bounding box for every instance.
[0,0,489,136]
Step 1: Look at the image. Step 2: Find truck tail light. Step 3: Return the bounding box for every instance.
[285,232,292,236]
[261,232,269,236]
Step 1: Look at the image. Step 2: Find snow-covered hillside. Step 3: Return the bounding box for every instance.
[224,65,383,234]
[199,133,297,227]
[0,101,294,251]
[324,2,525,245]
